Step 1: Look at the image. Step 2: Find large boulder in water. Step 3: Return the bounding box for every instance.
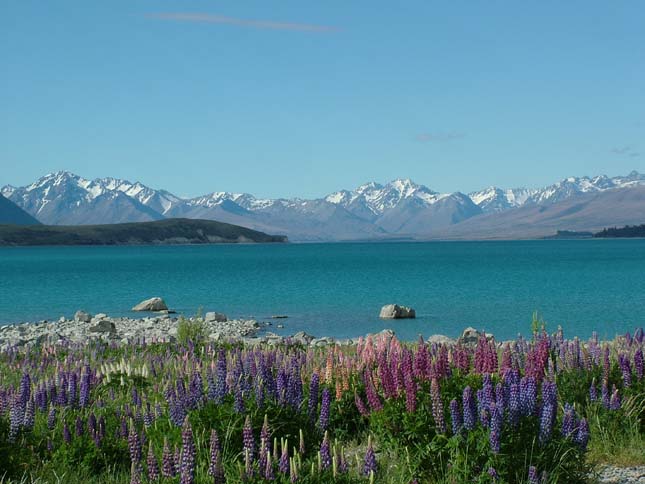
[132,297,168,312]
[379,304,416,319]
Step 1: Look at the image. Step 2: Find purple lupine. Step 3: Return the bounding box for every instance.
[589,380,598,402]
[619,354,632,387]
[279,443,290,474]
[128,421,142,473]
[528,466,539,484]
[449,398,463,435]
[63,421,72,443]
[233,383,245,414]
[259,439,268,478]
[403,371,417,413]
[561,403,576,438]
[208,429,224,482]
[601,381,610,408]
[508,383,520,428]
[243,415,255,463]
[489,403,502,453]
[539,401,555,444]
[462,386,476,430]
[130,461,142,484]
[23,398,35,430]
[320,431,331,470]
[47,404,57,430]
[161,438,176,478]
[364,372,383,412]
[79,366,91,408]
[520,376,537,416]
[430,379,446,433]
[308,373,320,422]
[67,371,77,407]
[264,450,275,480]
[488,467,499,481]
[75,415,84,436]
[319,388,331,430]
[634,348,644,380]
[8,398,23,443]
[362,437,377,476]
[147,442,160,481]
[180,417,196,484]
[574,418,590,451]
[609,386,621,410]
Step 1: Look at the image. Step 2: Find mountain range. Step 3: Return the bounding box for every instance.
[2,170,645,241]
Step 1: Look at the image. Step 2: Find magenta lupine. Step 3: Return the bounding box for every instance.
[180,417,195,484]
[355,391,369,416]
[430,379,446,433]
[364,372,383,412]
[404,372,417,413]
[147,443,160,481]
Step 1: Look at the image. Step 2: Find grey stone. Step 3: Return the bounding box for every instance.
[89,320,116,333]
[204,312,227,322]
[132,297,168,312]
[291,331,315,345]
[379,304,416,319]
[426,334,455,345]
[457,327,492,346]
[74,310,92,323]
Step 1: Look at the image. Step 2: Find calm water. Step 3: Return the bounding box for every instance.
[1,240,644,341]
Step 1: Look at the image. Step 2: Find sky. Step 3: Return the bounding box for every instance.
[1,1,644,199]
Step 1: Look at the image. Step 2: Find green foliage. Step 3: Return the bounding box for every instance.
[177,316,206,345]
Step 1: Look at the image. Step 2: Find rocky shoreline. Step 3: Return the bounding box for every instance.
[0,310,472,352]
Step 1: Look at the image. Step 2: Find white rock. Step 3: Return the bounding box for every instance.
[132,297,168,312]
[379,304,416,319]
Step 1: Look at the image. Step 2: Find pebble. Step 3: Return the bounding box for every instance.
[598,466,645,484]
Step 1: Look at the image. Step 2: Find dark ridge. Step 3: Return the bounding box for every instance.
[594,224,645,238]
[0,194,41,225]
[0,218,288,246]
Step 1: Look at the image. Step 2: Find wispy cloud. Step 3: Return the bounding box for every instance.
[146,13,339,33]
[611,146,640,157]
[416,132,465,143]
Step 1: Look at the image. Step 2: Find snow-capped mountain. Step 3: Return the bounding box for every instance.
[3,170,644,240]
[469,171,645,213]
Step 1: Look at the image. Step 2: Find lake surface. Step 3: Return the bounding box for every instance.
[1,240,644,341]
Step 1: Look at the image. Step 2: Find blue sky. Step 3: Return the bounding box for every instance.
[1,1,643,198]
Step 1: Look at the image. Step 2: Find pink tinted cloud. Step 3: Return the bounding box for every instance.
[146,13,339,33]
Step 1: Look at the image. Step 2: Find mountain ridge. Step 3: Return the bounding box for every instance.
[3,170,644,241]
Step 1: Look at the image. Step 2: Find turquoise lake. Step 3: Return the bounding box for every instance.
[1,240,644,341]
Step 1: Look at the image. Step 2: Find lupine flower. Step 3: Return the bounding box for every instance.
[574,418,590,451]
[47,405,57,430]
[362,436,377,476]
[449,398,462,435]
[427,379,444,433]
[180,417,195,484]
[243,415,255,463]
[489,403,502,453]
[528,466,539,484]
[279,442,290,474]
[609,386,621,410]
[462,386,476,430]
[320,431,331,470]
[79,366,91,407]
[589,380,598,402]
[63,421,72,443]
[147,442,160,481]
[208,429,224,481]
[488,467,499,481]
[561,403,577,438]
[161,438,176,478]
[299,428,306,455]
[319,388,331,430]
[355,391,369,416]
[308,373,320,422]
[75,415,84,436]
[130,461,142,484]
